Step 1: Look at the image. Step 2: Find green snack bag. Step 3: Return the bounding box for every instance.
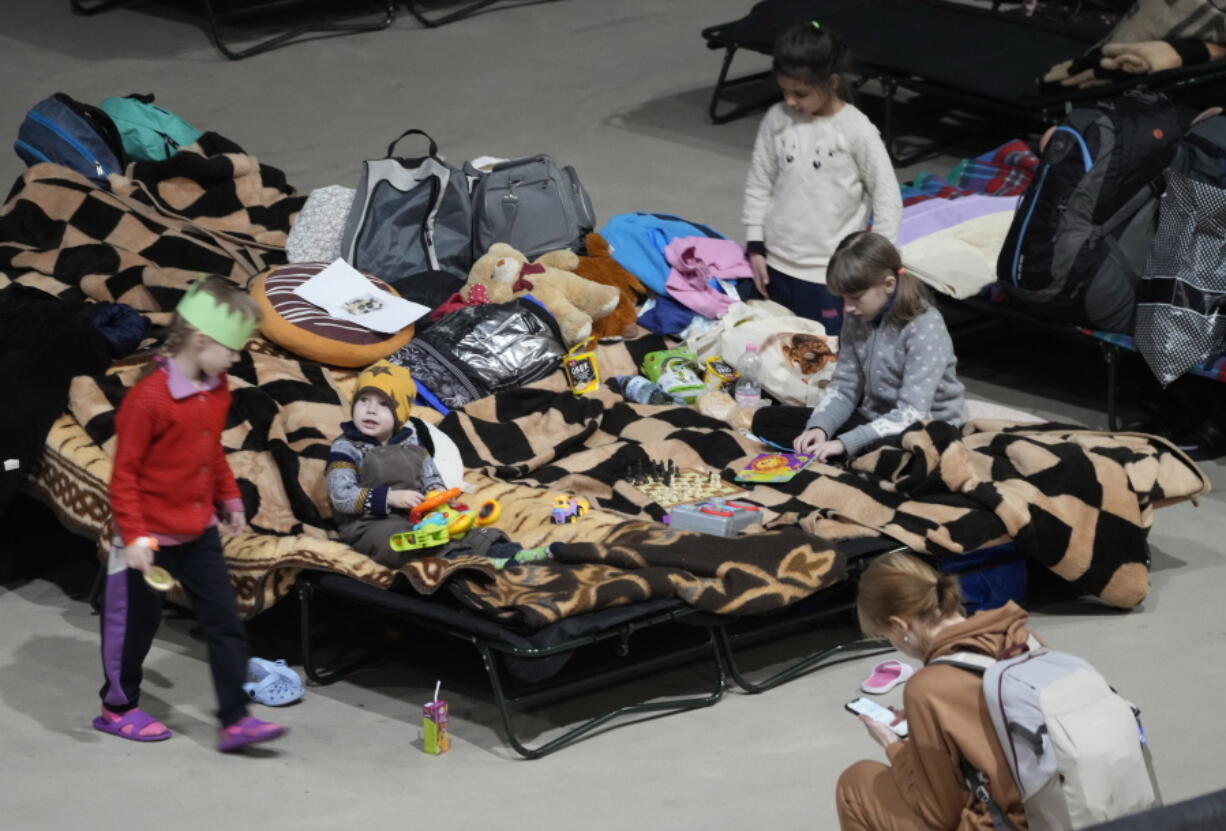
[641,348,706,404]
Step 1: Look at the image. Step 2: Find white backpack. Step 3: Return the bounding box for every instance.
[933,641,1161,830]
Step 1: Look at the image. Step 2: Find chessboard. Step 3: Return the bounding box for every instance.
[629,466,744,509]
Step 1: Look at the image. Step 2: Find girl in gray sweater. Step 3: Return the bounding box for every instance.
[751,231,966,460]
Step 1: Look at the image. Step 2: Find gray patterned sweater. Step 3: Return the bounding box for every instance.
[805,305,966,455]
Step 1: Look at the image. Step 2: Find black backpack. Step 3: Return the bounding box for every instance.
[997,91,1188,333]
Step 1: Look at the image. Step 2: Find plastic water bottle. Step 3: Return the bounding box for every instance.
[734,344,762,408]
[609,375,685,405]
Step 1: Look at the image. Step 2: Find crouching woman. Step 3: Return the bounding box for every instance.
[837,552,1029,830]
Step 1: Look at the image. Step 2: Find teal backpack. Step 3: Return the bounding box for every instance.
[99,94,203,162]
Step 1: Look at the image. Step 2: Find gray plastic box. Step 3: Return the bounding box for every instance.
[665,499,762,537]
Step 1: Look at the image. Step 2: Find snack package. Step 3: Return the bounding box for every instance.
[641,348,706,403]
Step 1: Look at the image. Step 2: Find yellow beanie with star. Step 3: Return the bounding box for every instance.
[353,360,416,427]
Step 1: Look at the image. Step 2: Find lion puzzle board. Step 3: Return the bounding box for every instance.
[630,467,744,509]
[734,452,814,484]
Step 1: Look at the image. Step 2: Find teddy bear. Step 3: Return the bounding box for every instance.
[464,242,620,346]
[564,233,649,340]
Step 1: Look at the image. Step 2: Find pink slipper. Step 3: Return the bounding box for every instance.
[217,716,288,753]
[92,707,172,742]
[861,660,916,695]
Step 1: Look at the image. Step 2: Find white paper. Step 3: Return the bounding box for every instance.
[293,259,429,334]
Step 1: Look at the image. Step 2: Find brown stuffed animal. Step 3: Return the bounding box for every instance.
[465,243,620,346]
[560,233,649,340]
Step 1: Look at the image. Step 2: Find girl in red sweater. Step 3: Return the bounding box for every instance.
[97,276,287,753]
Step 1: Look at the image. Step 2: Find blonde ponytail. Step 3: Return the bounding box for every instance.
[856,551,964,638]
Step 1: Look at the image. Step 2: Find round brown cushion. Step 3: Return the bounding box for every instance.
[251,262,414,367]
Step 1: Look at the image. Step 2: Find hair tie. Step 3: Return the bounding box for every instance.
[810,20,821,30]
[897,267,907,276]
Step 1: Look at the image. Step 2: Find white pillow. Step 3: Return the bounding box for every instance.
[423,421,464,490]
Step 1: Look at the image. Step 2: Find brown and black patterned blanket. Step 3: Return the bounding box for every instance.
[0,133,300,304]
[4,143,1209,622]
[438,387,1210,610]
[2,145,849,621]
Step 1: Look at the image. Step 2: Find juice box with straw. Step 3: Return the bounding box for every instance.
[422,682,450,755]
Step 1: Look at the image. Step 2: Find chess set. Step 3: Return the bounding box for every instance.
[625,458,744,509]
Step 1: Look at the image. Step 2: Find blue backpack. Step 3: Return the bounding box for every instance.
[14,93,125,187]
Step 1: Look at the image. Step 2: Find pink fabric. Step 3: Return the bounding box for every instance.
[663,237,749,318]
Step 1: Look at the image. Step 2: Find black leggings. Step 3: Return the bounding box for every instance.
[750,407,873,453]
[99,527,250,727]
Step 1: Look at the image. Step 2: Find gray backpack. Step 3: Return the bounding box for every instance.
[469,155,595,260]
[341,129,474,282]
[934,641,1161,830]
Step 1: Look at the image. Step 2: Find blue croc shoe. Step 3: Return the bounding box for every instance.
[243,657,304,706]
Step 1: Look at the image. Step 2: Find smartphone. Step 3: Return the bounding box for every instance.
[846,696,909,738]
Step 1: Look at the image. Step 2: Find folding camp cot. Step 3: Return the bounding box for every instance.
[707,539,1028,694]
[701,0,1226,164]
[70,0,398,60]
[297,534,1035,758]
[404,0,557,28]
[298,572,728,759]
[938,291,1226,431]
[296,536,905,758]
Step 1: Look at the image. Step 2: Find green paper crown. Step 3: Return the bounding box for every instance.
[176,279,258,350]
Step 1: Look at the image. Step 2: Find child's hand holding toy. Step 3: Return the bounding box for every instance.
[388,490,426,511]
[123,539,157,574]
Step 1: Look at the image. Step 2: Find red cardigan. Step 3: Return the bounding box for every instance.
[109,367,241,546]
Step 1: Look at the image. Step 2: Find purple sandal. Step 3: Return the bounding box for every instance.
[92,708,172,742]
[217,716,288,753]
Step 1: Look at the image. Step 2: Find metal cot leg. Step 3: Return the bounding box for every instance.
[707,46,776,125]
[1100,342,1121,431]
[70,0,131,13]
[478,629,727,760]
[297,578,385,685]
[202,0,396,61]
[714,625,893,694]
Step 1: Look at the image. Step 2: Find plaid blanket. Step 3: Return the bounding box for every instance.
[901,140,1040,207]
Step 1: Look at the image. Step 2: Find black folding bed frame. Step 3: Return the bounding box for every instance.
[297,536,901,759]
[68,0,546,58]
[702,0,1226,165]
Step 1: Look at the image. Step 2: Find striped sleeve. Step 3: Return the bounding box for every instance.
[326,439,389,518]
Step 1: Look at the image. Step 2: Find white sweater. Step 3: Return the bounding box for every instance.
[742,102,901,284]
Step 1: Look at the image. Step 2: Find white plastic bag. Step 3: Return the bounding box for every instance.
[687,301,838,406]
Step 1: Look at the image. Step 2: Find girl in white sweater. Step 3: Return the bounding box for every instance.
[743,21,901,337]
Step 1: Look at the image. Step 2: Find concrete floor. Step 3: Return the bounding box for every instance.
[2,1,1224,828]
